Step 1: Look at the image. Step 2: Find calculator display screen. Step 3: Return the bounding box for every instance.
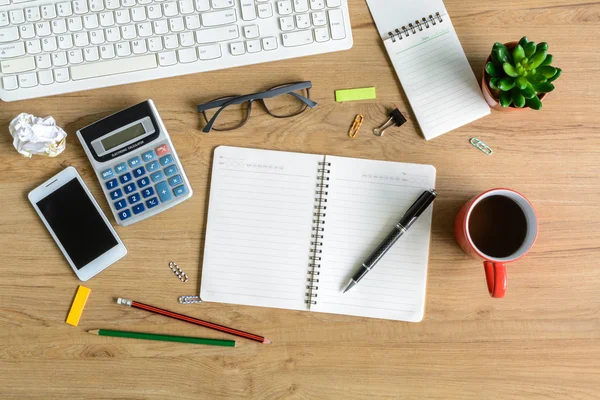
[37,178,118,269]
[101,122,147,151]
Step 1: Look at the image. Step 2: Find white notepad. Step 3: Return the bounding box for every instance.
[366,0,490,140]
[200,146,437,322]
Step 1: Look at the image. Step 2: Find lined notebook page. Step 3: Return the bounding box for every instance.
[313,156,436,322]
[383,12,489,140]
[200,146,322,311]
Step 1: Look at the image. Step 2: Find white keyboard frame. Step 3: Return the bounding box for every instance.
[0,0,353,101]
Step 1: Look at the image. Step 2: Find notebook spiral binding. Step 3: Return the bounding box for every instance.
[388,12,444,42]
[306,161,331,305]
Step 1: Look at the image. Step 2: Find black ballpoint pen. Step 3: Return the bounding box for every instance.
[343,189,438,294]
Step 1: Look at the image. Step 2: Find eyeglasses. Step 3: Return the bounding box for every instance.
[197,81,317,133]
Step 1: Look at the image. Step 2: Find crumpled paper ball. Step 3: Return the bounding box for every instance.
[9,113,67,158]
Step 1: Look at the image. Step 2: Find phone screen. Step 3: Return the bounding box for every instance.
[37,178,118,269]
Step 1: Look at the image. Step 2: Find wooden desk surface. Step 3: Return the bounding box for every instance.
[1,0,599,398]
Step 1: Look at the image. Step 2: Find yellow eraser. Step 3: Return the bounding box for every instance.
[66,285,91,326]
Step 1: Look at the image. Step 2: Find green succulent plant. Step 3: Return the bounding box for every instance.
[485,37,562,110]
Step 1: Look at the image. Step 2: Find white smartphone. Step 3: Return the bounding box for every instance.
[28,166,127,281]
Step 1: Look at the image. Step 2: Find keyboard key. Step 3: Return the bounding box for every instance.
[118,209,132,221]
[128,156,142,168]
[280,16,294,31]
[0,42,26,59]
[195,25,239,44]
[124,183,136,194]
[73,0,89,14]
[198,43,221,60]
[71,54,158,81]
[277,1,292,15]
[36,54,52,68]
[155,144,169,156]
[52,51,67,66]
[132,203,145,214]
[57,2,73,17]
[168,174,183,186]
[84,46,100,62]
[114,199,127,210]
[119,172,132,184]
[257,3,273,18]
[240,0,257,20]
[295,13,310,29]
[179,0,195,14]
[185,14,201,29]
[128,193,141,204]
[90,0,104,12]
[146,197,159,208]
[18,72,38,88]
[159,154,174,166]
[294,0,309,12]
[262,36,278,50]
[243,25,259,38]
[141,187,155,198]
[115,162,128,174]
[328,8,345,39]
[2,76,18,90]
[0,11,7,27]
[101,168,114,179]
[326,0,340,6]
[151,170,165,182]
[230,42,245,56]
[133,166,146,178]
[312,11,326,26]
[155,181,173,202]
[158,51,177,66]
[55,67,71,82]
[245,39,259,53]
[146,160,160,172]
[25,7,41,22]
[282,30,313,47]
[26,40,42,54]
[106,178,118,190]
[137,176,150,188]
[310,0,324,10]
[314,26,329,42]
[212,0,234,8]
[0,27,19,43]
[173,185,187,197]
[0,56,35,74]
[106,0,120,9]
[110,188,123,200]
[202,9,237,27]
[164,165,178,176]
[38,69,54,84]
[163,2,178,17]
[178,47,197,63]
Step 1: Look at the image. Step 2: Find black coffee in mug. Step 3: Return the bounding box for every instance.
[468,195,528,258]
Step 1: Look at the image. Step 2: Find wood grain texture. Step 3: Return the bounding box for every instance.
[1,0,599,398]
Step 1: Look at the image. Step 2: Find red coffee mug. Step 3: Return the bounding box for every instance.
[454,189,538,298]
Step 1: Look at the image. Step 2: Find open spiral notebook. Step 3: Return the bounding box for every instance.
[199,146,436,322]
[366,0,490,140]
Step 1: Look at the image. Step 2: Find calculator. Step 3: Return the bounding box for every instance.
[76,100,193,226]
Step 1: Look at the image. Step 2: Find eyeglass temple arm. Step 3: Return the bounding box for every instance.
[288,92,318,108]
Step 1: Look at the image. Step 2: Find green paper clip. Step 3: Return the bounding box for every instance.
[335,87,377,102]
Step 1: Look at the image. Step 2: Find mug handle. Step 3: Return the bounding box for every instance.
[483,261,507,298]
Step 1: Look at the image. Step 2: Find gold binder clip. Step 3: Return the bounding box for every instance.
[348,114,364,138]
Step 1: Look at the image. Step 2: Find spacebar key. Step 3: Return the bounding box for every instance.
[71,55,158,81]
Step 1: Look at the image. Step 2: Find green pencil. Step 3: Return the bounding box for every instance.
[88,329,236,347]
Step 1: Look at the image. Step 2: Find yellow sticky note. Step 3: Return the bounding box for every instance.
[335,87,377,102]
[66,285,91,326]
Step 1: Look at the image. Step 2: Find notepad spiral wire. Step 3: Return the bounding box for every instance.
[388,12,444,42]
[306,161,331,305]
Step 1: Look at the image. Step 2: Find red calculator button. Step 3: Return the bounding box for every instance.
[155,144,170,156]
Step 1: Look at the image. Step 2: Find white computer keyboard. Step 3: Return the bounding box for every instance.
[0,0,352,101]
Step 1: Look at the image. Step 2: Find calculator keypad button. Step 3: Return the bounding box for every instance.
[128,156,142,168]
[146,161,160,172]
[164,165,179,177]
[128,193,141,204]
[151,171,165,182]
[168,175,183,187]
[155,181,173,202]
[173,185,187,197]
[142,150,155,162]
[133,166,146,178]
[159,154,174,166]
[137,177,150,188]
[155,144,170,156]
[132,203,146,215]
[106,178,118,190]
[124,183,136,194]
[146,197,159,208]
[119,209,132,221]
[115,162,128,174]
[114,199,127,210]
[141,187,155,198]
[110,188,123,200]
[119,172,132,184]
[101,168,114,180]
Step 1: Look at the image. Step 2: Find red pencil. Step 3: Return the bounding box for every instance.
[116,298,271,344]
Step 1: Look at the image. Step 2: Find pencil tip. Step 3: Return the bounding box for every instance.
[263,338,271,344]
[87,329,99,335]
